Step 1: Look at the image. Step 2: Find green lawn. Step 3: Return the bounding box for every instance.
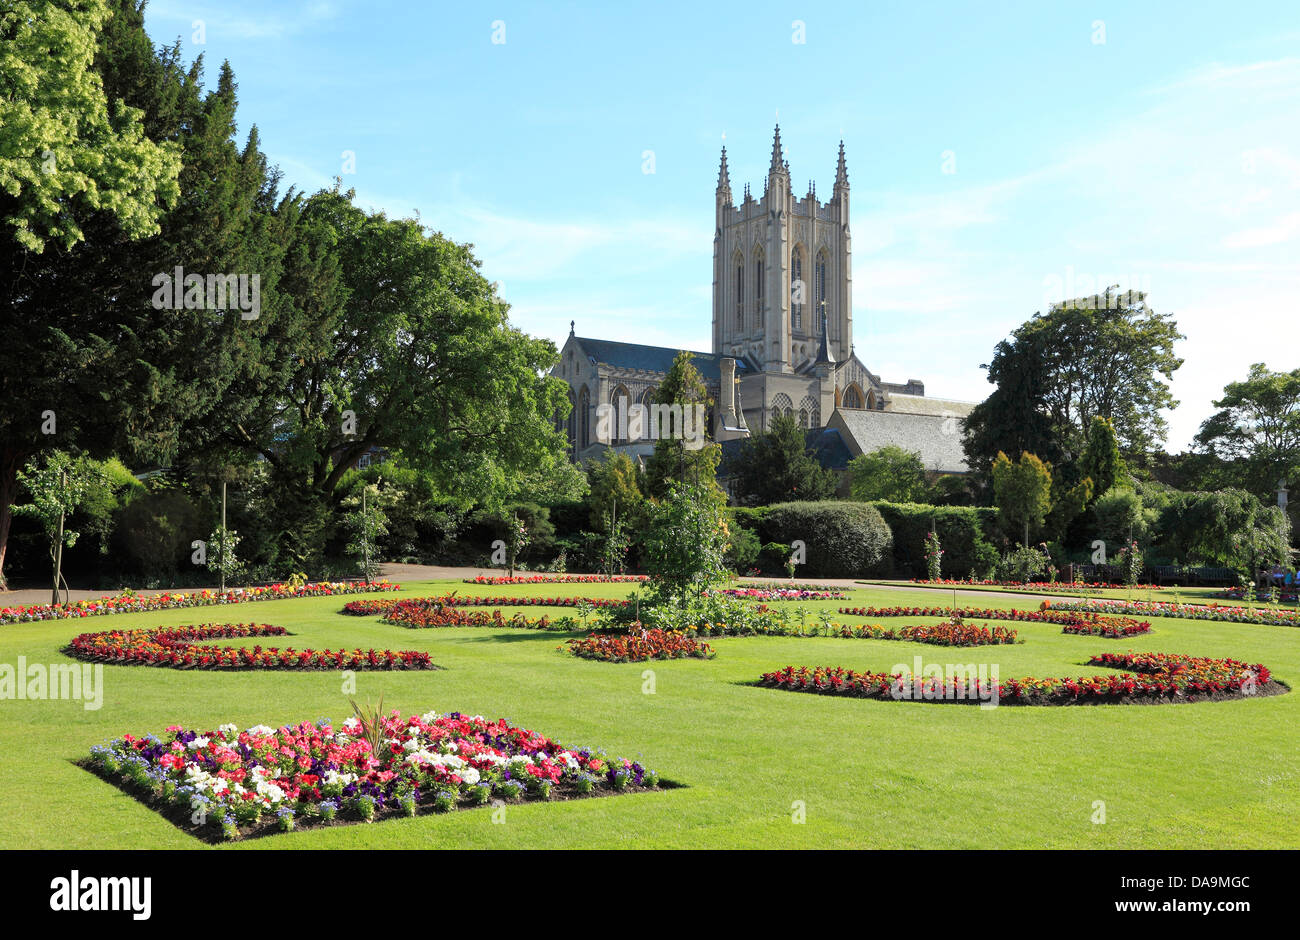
[2,579,1298,849]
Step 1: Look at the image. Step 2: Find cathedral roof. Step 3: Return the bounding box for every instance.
[572,336,746,384]
[831,408,971,474]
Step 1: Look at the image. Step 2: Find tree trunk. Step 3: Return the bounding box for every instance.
[1023,520,1029,548]
[0,458,15,592]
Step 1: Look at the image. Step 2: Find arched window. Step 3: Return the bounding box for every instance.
[578,386,590,448]
[815,249,828,325]
[800,395,819,428]
[565,389,577,453]
[753,251,764,328]
[611,385,631,445]
[842,384,864,409]
[791,247,804,330]
[735,256,744,329]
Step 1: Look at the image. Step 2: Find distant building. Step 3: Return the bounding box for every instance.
[552,126,976,478]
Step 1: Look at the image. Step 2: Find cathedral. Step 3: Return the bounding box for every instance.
[552,126,975,478]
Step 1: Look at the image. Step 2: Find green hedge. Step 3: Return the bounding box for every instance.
[867,502,1000,579]
[760,501,892,578]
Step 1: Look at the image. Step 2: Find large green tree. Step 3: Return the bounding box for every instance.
[729,413,837,506]
[992,451,1053,546]
[848,445,927,503]
[643,351,722,498]
[965,291,1182,493]
[0,0,180,251]
[1193,363,1300,500]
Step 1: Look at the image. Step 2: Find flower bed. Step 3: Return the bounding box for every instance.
[1060,619,1151,638]
[566,628,714,662]
[1218,587,1299,603]
[737,581,840,592]
[758,652,1279,706]
[380,601,578,631]
[677,618,1017,646]
[908,578,1162,592]
[463,574,647,585]
[1043,598,1300,628]
[85,710,662,842]
[342,594,630,617]
[838,604,1151,634]
[713,588,846,601]
[1,580,400,625]
[65,623,436,670]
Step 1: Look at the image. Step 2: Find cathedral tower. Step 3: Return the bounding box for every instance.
[712,126,852,373]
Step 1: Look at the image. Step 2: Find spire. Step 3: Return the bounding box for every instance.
[716,145,732,202]
[835,140,848,189]
[814,310,836,366]
[769,123,784,173]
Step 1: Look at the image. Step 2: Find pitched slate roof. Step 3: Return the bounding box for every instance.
[833,408,970,473]
[574,337,744,384]
[883,393,977,416]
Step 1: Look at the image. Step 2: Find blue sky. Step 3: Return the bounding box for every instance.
[142,0,1300,452]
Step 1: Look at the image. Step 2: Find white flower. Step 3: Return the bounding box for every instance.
[245,724,275,736]
[187,736,210,750]
[420,710,440,724]
[459,767,481,785]
[217,723,238,740]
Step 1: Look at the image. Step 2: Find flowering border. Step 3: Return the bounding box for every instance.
[758,652,1281,706]
[566,629,715,662]
[838,604,1152,636]
[64,623,437,670]
[2,581,400,625]
[343,595,631,617]
[84,710,664,842]
[907,578,1163,592]
[1043,598,1300,628]
[463,574,647,585]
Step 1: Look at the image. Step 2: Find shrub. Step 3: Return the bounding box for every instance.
[867,502,1000,579]
[761,501,892,578]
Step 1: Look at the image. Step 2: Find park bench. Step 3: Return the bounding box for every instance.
[1187,567,1235,587]
[1152,565,1187,586]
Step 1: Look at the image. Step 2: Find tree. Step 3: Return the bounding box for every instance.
[1194,363,1300,500]
[962,327,1063,487]
[342,482,391,583]
[848,445,928,503]
[13,451,111,602]
[1079,416,1125,501]
[992,451,1053,546]
[641,482,730,596]
[729,414,837,505]
[1156,489,1290,575]
[643,351,722,498]
[587,451,644,531]
[965,291,1183,488]
[1025,290,1183,455]
[0,0,181,252]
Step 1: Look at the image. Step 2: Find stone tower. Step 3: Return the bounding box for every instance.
[712,126,852,374]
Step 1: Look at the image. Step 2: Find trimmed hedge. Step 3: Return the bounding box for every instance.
[761,501,893,577]
[868,502,1000,579]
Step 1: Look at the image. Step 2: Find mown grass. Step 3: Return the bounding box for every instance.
[1,579,1297,849]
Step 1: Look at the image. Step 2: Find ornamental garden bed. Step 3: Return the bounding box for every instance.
[838,604,1152,636]
[907,578,1163,592]
[463,574,647,585]
[82,711,669,843]
[757,652,1284,706]
[1044,598,1300,628]
[344,594,630,617]
[1,580,400,625]
[680,618,1019,646]
[713,588,846,601]
[566,628,714,662]
[380,602,580,631]
[64,623,438,670]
